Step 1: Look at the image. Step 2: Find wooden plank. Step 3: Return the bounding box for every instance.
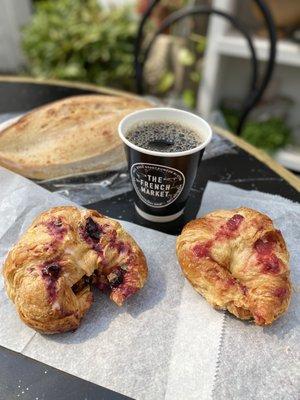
[214,125,300,192]
[0,75,139,99]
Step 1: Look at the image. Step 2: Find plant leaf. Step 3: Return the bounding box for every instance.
[183,89,196,108]
[157,72,175,93]
[178,48,195,66]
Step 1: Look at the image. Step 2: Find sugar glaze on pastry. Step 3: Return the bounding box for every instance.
[176,207,291,325]
[3,206,148,334]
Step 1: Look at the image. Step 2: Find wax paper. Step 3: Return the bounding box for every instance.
[200,182,300,400]
[1,166,298,399]
[0,167,223,400]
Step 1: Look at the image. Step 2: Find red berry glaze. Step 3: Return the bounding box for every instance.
[216,214,244,239]
[193,241,212,258]
[274,287,288,299]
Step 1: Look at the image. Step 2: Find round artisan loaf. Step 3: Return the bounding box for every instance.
[176,207,291,325]
[3,206,148,334]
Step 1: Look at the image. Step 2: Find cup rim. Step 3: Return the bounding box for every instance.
[118,107,212,158]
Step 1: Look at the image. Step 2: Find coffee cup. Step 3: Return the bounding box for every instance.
[118,107,212,222]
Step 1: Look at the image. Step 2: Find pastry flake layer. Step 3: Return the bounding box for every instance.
[176,207,291,325]
[3,206,148,334]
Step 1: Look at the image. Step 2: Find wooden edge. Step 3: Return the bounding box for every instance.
[0,75,299,192]
[0,75,139,100]
[213,125,300,192]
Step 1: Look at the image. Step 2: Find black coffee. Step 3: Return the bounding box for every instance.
[126,121,202,152]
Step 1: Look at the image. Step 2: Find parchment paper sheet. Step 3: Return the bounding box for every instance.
[0,167,223,400]
[200,182,300,400]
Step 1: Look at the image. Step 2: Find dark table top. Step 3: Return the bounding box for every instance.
[0,77,299,400]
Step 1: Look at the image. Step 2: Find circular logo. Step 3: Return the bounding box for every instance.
[131,163,185,208]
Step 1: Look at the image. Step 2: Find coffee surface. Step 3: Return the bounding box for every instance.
[126,121,202,152]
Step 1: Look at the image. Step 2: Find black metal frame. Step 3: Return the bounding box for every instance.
[134,0,277,135]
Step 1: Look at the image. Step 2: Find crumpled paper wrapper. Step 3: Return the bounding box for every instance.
[200,182,300,400]
[0,167,223,400]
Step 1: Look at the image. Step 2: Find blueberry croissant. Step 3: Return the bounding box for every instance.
[3,206,148,334]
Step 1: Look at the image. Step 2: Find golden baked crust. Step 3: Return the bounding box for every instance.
[0,95,152,179]
[176,207,291,325]
[3,206,148,334]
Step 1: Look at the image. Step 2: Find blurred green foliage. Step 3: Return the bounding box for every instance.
[156,33,205,109]
[241,119,290,152]
[182,89,196,109]
[22,0,137,90]
[157,71,175,93]
[223,108,291,152]
[179,34,205,109]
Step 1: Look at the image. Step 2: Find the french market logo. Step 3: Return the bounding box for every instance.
[131,163,185,208]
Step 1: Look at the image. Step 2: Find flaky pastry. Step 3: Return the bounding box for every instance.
[3,206,147,334]
[176,207,291,325]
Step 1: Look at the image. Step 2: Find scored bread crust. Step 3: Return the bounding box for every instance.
[0,95,152,179]
[3,206,148,334]
[176,207,291,325]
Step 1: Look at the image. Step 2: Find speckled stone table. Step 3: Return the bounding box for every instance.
[0,76,299,400]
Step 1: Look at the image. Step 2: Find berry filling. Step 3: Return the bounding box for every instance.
[254,232,277,255]
[241,285,248,296]
[216,214,244,239]
[254,239,273,255]
[45,218,67,240]
[82,217,131,261]
[107,230,131,255]
[80,217,107,256]
[117,285,138,300]
[254,232,281,274]
[97,265,131,296]
[192,216,250,296]
[85,217,102,241]
[193,215,244,258]
[79,217,136,300]
[72,274,96,294]
[274,287,288,299]
[226,277,237,287]
[40,262,61,303]
[226,214,244,231]
[107,269,124,288]
[193,240,212,258]
[95,275,110,292]
[42,263,60,280]
[261,255,280,274]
